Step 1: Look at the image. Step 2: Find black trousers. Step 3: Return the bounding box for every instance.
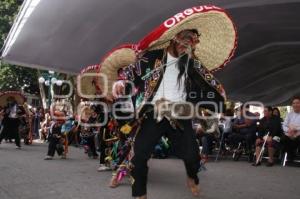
[0,118,20,147]
[86,136,98,157]
[199,133,216,155]
[281,135,300,159]
[229,132,255,153]
[47,136,64,157]
[131,116,200,197]
[99,129,107,164]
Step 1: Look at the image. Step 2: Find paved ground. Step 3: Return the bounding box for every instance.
[0,142,300,199]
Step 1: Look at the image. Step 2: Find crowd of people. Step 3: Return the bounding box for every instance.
[191,97,300,167]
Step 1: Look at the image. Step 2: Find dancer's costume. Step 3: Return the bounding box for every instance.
[94,5,237,197]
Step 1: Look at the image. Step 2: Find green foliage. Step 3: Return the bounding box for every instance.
[0,0,23,47]
[0,0,39,94]
[0,63,39,94]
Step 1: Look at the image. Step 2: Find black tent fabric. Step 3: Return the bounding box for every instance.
[214,1,300,105]
[1,0,300,105]
[215,43,300,105]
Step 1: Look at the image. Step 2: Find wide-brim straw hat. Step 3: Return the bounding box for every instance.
[0,91,26,107]
[138,5,237,72]
[77,64,101,98]
[97,44,137,98]
[96,5,237,97]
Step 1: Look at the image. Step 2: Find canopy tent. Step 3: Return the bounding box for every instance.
[1,0,300,105]
[214,1,300,105]
[215,43,300,106]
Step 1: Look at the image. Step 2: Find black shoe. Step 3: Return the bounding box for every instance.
[266,162,274,167]
[233,150,242,161]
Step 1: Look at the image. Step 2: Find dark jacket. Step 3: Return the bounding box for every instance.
[49,122,62,138]
[124,49,225,115]
[257,116,283,138]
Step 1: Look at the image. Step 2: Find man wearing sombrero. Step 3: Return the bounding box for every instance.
[99,6,237,199]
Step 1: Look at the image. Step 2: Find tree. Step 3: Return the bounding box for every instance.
[0,0,23,48]
[0,0,39,94]
[0,64,39,94]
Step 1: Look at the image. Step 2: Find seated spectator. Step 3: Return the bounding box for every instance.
[253,106,283,166]
[219,109,234,151]
[229,104,257,161]
[196,110,220,162]
[281,96,300,161]
[272,107,283,122]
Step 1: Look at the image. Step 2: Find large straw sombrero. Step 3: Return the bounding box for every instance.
[77,64,101,98]
[0,91,26,107]
[97,44,137,98]
[96,5,237,97]
[138,5,237,72]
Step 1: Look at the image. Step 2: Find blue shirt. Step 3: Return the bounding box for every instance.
[61,119,74,133]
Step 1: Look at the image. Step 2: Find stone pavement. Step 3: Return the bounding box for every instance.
[0,142,299,199]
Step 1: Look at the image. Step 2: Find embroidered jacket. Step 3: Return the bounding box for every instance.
[123,49,226,114]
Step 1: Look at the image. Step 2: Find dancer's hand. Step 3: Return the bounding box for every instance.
[112,80,125,99]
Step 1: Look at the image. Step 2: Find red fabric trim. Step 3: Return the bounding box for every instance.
[79,64,100,74]
[138,5,225,51]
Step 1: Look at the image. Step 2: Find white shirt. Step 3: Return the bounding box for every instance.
[9,104,17,118]
[152,53,186,103]
[282,111,300,133]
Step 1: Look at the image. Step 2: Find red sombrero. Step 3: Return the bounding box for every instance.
[0,91,26,107]
[138,5,237,72]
